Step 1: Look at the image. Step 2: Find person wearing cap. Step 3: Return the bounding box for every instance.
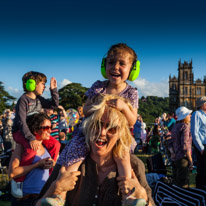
[191,96,206,189]
[171,106,193,188]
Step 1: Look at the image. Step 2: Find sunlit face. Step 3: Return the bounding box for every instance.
[77,107,84,117]
[35,81,46,95]
[202,102,206,112]
[35,119,51,141]
[106,52,133,85]
[90,112,120,158]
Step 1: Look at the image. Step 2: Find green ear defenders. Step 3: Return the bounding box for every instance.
[101,58,140,81]
[26,79,36,92]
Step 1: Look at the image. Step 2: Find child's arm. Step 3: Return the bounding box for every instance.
[107,99,137,126]
[39,77,59,109]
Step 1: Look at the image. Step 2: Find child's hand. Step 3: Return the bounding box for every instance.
[106,99,127,112]
[50,77,57,90]
[117,170,147,200]
[29,140,40,151]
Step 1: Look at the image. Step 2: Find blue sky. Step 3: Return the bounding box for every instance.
[0,0,206,100]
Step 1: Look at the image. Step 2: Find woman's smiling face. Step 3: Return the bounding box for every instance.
[35,119,51,141]
[90,111,120,158]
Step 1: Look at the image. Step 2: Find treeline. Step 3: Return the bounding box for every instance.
[139,96,169,125]
[0,82,169,125]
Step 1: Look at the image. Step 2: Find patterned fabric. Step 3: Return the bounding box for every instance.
[57,130,88,166]
[171,122,192,161]
[85,80,139,108]
[41,194,65,206]
[191,109,206,152]
[50,114,60,139]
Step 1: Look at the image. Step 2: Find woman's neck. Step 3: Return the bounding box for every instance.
[90,153,116,185]
[106,81,127,94]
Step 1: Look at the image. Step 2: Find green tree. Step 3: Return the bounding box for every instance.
[0,81,16,114]
[138,96,169,125]
[58,83,89,110]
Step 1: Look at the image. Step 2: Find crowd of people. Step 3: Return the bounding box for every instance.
[0,43,206,206]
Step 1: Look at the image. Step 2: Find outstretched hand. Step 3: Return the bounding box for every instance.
[50,77,57,90]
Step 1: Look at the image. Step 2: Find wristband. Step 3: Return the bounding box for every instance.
[41,194,65,206]
[122,198,147,206]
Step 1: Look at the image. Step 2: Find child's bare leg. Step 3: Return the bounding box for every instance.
[65,161,82,172]
[53,162,83,201]
[114,150,131,178]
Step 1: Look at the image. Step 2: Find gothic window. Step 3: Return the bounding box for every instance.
[197,87,201,95]
[184,71,188,80]
[172,84,176,90]
[184,87,188,95]
[184,100,188,107]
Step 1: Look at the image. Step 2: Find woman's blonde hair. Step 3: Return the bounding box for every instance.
[82,94,133,158]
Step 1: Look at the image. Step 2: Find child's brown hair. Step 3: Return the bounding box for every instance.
[22,71,47,92]
[106,43,137,65]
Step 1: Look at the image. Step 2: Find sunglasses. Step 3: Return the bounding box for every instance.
[40,126,52,131]
[96,122,119,135]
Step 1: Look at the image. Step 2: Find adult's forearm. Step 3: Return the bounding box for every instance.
[35,181,66,206]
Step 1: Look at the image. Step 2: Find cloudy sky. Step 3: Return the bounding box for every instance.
[0,0,206,100]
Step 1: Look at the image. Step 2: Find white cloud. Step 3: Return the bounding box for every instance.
[58,79,72,89]
[133,77,169,97]
[7,87,22,100]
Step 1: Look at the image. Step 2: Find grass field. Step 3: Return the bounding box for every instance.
[0,153,196,206]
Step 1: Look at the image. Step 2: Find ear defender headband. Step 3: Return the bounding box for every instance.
[26,79,36,92]
[101,58,140,81]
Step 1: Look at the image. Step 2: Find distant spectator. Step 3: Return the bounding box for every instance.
[45,108,60,140]
[149,125,161,154]
[58,105,68,133]
[77,106,84,120]
[59,131,68,154]
[133,114,142,140]
[2,109,15,150]
[191,96,206,189]
[164,112,176,131]
[172,106,193,188]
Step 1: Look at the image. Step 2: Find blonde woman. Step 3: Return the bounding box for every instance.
[36,94,154,206]
[171,106,193,188]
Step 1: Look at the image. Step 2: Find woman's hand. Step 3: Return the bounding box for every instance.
[117,170,147,200]
[38,157,54,169]
[50,77,57,90]
[54,166,81,194]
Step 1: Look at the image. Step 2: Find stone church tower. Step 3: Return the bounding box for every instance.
[169,60,206,112]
